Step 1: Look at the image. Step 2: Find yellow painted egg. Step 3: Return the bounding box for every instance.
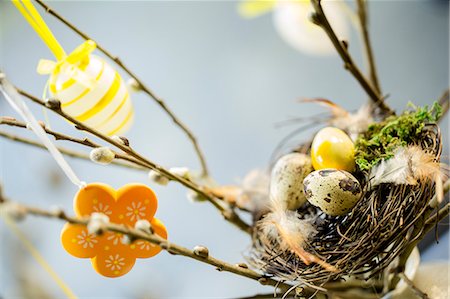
[311,127,355,172]
[49,54,133,136]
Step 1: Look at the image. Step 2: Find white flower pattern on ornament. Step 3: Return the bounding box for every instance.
[77,230,98,249]
[93,202,112,215]
[126,201,146,221]
[106,233,123,246]
[137,240,154,251]
[105,254,125,271]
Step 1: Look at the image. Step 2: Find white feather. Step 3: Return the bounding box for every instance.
[370,146,445,188]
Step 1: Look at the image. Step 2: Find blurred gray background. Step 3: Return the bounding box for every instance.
[0,0,448,298]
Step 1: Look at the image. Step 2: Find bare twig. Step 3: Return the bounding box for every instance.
[310,0,393,116]
[1,117,100,148]
[14,88,251,234]
[398,273,429,299]
[424,203,449,231]
[437,89,449,123]
[33,0,209,177]
[428,179,450,209]
[235,293,285,299]
[0,130,145,171]
[356,0,382,95]
[0,117,150,169]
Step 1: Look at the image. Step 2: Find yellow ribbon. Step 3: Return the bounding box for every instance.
[12,0,97,88]
[37,40,97,88]
[12,0,66,60]
[238,0,276,18]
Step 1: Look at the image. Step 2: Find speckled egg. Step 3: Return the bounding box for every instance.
[270,153,314,210]
[303,169,362,216]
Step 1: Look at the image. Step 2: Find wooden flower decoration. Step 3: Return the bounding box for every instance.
[61,183,167,277]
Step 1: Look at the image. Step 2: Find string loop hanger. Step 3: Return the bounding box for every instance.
[0,72,86,189]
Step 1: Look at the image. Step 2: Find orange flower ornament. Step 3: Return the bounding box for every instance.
[61,183,167,277]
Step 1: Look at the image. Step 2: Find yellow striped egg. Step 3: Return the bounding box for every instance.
[48,55,133,136]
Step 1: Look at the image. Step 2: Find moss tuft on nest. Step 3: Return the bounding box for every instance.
[355,102,442,171]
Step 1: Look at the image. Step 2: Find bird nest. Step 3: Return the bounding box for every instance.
[248,105,443,287]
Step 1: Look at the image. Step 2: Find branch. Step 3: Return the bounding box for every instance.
[398,273,429,299]
[0,199,291,294]
[33,0,209,177]
[428,179,450,209]
[12,88,251,234]
[424,203,449,232]
[1,117,100,147]
[0,130,145,171]
[356,0,382,95]
[437,89,449,123]
[310,0,394,116]
[235,293,286,299]
[0,198,390,297]
[0,117,150,170]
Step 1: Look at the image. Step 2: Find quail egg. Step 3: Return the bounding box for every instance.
[270,153,314,210]
[303,169,362,216]
[311,127,355,172]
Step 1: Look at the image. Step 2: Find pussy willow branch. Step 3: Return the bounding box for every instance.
[356,0,382,95]
[0,199,293,294]
[0,117,149,170]
[14,88,251,234]
[0,130,145,171]
[0,116,250,224]
[310,0,393,116]
[0,197,391,297]
[33,0,209,177]
[1,117,99,147]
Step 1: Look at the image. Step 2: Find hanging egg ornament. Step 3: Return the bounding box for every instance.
[11,0,133,136]
[39,41,134,136]
[311,127,355,172]
[303,169,362,216]
[270,153,313,210]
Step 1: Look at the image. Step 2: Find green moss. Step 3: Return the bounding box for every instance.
[355,102,442,171]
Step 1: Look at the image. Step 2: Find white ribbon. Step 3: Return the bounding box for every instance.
[0,74,86,189]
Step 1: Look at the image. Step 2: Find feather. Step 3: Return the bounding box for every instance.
[300,98,349,118]
[258,197,337,272]
[369,146,448,202]
[208,169,271,218]
[300,98,373,141]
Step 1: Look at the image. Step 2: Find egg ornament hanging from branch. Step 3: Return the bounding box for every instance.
[40,41,134,136]
[13,0,133,136]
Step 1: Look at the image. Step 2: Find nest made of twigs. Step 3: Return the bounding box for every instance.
[248,122,442,287]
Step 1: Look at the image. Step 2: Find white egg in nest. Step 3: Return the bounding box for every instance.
[270,153,314,210]
[303,169,362,216]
